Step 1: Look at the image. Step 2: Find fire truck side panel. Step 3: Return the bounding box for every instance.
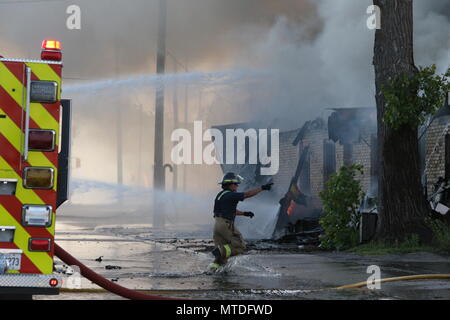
[0,60,61,275]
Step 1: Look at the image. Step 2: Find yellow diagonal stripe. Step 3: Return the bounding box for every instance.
[0,111,58,192]
[0,114,55,167]
[0,60,59,276]
[0,204,53,274]
[0,62,59,136]
[0,156,56,237]
[25,62,61,104]
[26,62,61,84]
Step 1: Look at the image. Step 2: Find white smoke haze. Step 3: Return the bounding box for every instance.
[67,178,213,224]
[65,178,279,238]
[0,0,448,238]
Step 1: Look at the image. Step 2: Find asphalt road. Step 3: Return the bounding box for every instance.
[35,216,450,300]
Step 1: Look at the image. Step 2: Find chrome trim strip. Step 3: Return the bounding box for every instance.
[0,58,62,65]
[0,249,22,254]
[23,67,31,162]
[0,226,16,230]
[0,274,61,288]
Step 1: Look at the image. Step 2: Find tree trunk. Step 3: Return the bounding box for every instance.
[373,0,432,243]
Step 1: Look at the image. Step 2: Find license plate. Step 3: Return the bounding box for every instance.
[0,254,21,271]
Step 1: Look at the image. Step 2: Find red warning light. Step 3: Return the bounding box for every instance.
[42,40,61,51]
[49,278,59,287]
[41,40,62,61]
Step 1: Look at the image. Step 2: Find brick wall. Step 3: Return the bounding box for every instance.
[303,129,328,207]
[271,124,328,208]
[425,116,450,194]
[271,129,300,200]
[348,132,373,194]
[274,120,373,209]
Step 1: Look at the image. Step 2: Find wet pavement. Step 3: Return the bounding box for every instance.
[35,215,450,300]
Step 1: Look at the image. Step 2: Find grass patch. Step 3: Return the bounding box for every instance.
[349,242,436,255]
[349,234,437,255]
[349,220,450,256]
[428,219,450,250]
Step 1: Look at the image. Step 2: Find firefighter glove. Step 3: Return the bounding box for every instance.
[261,183,273,191]
[243,211,254,218]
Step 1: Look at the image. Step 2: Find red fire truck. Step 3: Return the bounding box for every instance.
[0,40,70,299]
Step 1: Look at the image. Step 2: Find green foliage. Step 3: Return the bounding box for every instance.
[428,219,450,251]
[319,165,365,250]
[382,65,450,130]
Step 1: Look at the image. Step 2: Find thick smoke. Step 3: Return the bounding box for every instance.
[0,1,448,236]
[211,0,450,129]
[0,0,446,128]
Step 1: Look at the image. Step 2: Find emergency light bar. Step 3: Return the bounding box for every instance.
[41,40,62,61]
[42,40,61,50]
[23,167,54,189]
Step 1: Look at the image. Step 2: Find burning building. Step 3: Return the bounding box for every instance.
[213,107,377,239]
[213,94,450,240]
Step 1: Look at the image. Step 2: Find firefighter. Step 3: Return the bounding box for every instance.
[209,172,273,271]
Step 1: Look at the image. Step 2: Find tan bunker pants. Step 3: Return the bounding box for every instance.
[213,217,246,264]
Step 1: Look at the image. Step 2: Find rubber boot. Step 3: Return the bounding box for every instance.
[211,247,225,265]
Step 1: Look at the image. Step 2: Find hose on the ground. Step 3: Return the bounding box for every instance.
[56,271,450,296]
[334,273,450,290]
[55,243,178,300]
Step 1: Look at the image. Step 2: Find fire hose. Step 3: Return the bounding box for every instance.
[54,243,179,300]
[334,274,450,290]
